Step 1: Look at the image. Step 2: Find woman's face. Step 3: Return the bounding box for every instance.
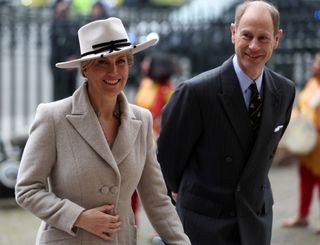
[85,52,129,98]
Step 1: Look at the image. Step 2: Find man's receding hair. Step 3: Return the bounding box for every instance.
[234,0,280,35]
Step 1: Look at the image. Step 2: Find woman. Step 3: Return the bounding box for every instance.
[15,17,190,245]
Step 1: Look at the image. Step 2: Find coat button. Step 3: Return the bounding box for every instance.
[100,186,109,194]
[110,186,118,194]
[225,156,233,163]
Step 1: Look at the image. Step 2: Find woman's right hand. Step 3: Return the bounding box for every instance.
[171,192,178,202]
[74,204,121,241]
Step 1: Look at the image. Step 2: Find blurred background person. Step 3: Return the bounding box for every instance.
[282,52,320,235]
[135,52,179,138]
[131,52,179,226]
[71,0,111,18]
[50,0,79,101]
[88,1,110,21]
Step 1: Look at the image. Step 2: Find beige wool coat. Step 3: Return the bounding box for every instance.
[15,82,190,245]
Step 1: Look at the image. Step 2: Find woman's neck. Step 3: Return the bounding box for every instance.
[88,90,118,120]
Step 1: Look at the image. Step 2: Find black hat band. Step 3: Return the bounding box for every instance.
[81,39,132,57]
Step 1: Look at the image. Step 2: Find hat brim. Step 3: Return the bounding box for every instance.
[56,37,158,69]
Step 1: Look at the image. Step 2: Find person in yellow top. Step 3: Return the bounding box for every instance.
[283,52,320,234]
[135,52,177,138]
[131,52,178,226]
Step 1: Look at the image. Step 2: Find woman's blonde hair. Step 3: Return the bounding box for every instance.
[80,51,134,77]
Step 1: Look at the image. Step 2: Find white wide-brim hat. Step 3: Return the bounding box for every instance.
[56,17,158,69]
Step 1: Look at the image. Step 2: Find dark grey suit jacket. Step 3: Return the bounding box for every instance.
[157,56,296,245]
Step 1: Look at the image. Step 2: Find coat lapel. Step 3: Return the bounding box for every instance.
[66,83,119,174]
[111,93,142,165]
[218,57,254,154]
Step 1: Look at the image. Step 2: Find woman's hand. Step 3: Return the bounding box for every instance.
[171,192,178,202]
[74,204,121,241]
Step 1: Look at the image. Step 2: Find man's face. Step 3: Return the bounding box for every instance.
[230,5,282,80]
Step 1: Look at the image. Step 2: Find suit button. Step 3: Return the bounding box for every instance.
[261,185,266,190]
[236,185,241,192]
[110,186,118,194]
[100,186,109,194]
[225,156,233,163]
[229,211,236,217]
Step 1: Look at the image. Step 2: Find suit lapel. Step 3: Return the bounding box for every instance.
[240,68,281,180]
[257,70,281,141]
[66,83,119,174]
[218,57,254,154]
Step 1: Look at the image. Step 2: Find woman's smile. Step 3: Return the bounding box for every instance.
[103,79,121,86]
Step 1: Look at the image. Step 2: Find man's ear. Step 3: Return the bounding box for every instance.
[230,23,236,44]
[273,29,283,49]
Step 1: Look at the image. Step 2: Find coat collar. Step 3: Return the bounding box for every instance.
[66,82,141,173]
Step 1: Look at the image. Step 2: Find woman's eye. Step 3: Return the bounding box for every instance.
[98,60,108,65]
[117,59,126,65]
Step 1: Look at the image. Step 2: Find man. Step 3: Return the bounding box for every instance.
[157,1,296,245]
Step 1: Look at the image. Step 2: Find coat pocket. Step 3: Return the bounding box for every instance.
[180,192,222,217]
[262,192,274,216]
[39,228,75,244]
[256,187,274,216]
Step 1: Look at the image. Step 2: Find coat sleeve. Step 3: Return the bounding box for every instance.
[15,104,85,236]
[137,109,191,245]
[157,81,203,192]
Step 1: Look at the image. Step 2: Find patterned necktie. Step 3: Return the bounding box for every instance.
[248,82,262,131]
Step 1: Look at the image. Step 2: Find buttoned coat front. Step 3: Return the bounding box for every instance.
[15,82,190,245]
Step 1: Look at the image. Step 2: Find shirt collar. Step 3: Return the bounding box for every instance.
[232,55,263,93]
